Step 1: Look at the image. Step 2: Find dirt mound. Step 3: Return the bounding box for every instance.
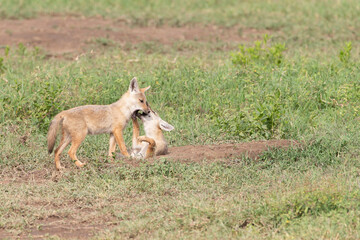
[115,139,297,166]
[0,16,268,55]
[163,139,297,162]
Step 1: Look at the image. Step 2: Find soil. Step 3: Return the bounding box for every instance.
[0,16,268,56]
[116,139,298,166]
[0,15,286,239]
[163,139,297,162]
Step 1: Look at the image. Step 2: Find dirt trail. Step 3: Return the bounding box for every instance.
[0,16,268,55]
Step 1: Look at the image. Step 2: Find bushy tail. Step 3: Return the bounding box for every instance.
[47,114,63,154]
[138,136,156,158]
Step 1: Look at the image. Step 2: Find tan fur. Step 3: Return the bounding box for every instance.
[47,78,150,170]
[137,136,156,158]
[130,107,174,159]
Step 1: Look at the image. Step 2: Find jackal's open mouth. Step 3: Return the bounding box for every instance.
[135,110,148,118]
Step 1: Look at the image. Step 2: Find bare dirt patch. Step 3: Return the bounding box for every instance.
[116,139,298,166]
[28,220,104,240]
[163,139,297,162]
[1,218,106,240]
[0,16,268,55]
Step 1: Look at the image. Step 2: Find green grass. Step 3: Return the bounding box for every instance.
[1,1,360,239]
[1,38,359,238]
[1,151,360,239]
[1,40,359,144]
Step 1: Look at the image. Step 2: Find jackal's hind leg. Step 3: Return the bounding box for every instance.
[68,132,86,168]
[54,130,71,170]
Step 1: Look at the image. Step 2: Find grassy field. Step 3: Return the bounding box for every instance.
[1,0,360,239]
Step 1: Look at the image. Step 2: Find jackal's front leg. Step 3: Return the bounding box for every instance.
[132,117,141,147]
[137,136,156,158]
[108,133,116,158]
[113,128,130,157]
[131,117,143,158]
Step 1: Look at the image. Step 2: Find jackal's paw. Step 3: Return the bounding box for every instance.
[130,151,142,159]
[56,165,64,171]
[137,136,146,142]
[75,160,86,168]
[134,153,144,159]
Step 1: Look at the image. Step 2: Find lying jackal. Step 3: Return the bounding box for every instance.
[130,106,174,159]
[47,77,150,170]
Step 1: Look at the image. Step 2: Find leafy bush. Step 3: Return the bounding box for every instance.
[339,42,352,64]
[231,35,286,67]
[212,97,284,139]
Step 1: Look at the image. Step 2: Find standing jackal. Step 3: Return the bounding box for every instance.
[47,77,150,170]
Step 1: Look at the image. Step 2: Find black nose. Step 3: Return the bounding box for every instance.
[147,111,150,114]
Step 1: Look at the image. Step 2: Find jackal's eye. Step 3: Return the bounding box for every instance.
[139,99,144,103]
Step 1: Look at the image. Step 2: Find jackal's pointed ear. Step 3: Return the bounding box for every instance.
[159,119,174,132]
[140,86,151,93]
[129,77,140,93]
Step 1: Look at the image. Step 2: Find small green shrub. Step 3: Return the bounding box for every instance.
[231,35,286,67]
[4,46,10,57]
[339,42,352,64]
[212,95,285,140]
[16,43,27,56]
[29,81,64,131]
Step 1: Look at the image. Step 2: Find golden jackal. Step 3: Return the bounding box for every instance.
[130,106,174,159]
[47,77,150,170]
